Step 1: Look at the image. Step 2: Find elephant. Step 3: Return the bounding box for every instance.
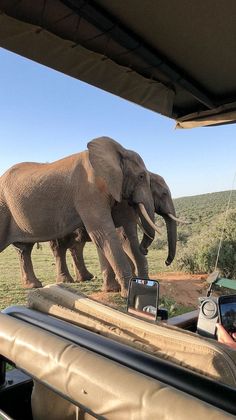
[14,172,179,292]
[0,137,159,297]
[96,172,178,289]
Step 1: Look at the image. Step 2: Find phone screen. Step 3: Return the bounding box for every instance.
[219,297,236,334]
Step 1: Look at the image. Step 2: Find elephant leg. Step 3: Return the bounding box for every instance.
[124,252,136,277]
[82,211,132,297]
[14,243,42,288]
[123,237,149,277]
[91,229,131,297]
[118,226,149,278]
[50,240,74,283]
[97,248,120,292]
[69,242,94,282]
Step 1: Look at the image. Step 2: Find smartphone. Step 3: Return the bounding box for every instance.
[218,295,236,336]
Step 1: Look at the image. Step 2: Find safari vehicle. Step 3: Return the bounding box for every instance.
[1,279,236,419]
[1,1,236,419]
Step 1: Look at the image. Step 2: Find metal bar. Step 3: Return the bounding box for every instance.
[60,0,215,110]
[167,309,199,329]
[3,306,236,416]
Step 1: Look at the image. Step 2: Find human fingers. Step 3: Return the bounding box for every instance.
[216,323,234,344]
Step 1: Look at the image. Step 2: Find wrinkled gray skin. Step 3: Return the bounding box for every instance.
[1,137,155,297]
[14,173,176,292]
[140,172,177,265]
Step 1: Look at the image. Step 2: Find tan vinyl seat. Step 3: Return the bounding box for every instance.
[28,284,236,387]
[0,313,233,420]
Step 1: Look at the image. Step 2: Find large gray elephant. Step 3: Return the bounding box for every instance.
[0,137,158,297]
[96,172,178,290]
[14,172,179,292]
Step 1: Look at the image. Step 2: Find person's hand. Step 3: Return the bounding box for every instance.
[216,323,236,349]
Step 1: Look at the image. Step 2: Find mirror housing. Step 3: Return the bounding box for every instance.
[127,278,159,321]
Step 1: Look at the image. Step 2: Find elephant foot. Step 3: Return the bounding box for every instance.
[56,274,74,284]
[102,283,121,293]
[23,278,43,289]
[103,284,127,297]
[120,287,128,298]
[102,274,129,296]
[75,271,94,282]
[102,273,121,293]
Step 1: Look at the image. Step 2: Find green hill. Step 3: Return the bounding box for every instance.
[174,190,236,235]
[174,190,236,220]
[171,191,236,277]
[153,190,236,244]
[152,190,236,274]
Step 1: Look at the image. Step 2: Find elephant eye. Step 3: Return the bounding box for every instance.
[138,173,145,181]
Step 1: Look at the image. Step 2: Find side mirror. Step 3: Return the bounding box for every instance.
[127,278,159,321]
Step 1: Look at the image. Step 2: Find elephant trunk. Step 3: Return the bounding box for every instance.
[139,232,154,255]
[163,214,177,266]
[139,213,177,263]
[137,203,156,255]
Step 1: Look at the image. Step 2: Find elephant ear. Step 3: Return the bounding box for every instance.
[87,137,125,202]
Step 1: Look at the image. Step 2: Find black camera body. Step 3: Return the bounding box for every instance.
[197,294,236,339]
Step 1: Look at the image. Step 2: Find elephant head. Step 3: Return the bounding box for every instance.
[87,137,157,238]
[139,172,177,266]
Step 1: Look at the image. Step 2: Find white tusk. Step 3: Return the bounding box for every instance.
[168,213,190,224]
[138,203,162,235]
[137,218,155,240]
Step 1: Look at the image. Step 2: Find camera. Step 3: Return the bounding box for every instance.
[197,294,236,339]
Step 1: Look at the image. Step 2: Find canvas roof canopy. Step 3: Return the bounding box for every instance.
[1,0,236,128]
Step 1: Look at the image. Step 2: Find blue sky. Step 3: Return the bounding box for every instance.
[0,48,235,198]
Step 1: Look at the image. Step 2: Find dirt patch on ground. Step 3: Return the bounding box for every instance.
[90,291,115,305]
[153,272,208,308]
[90,272,209,309]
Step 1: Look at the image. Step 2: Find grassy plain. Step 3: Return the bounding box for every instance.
[0,241,186,314]
[2,190,234,314]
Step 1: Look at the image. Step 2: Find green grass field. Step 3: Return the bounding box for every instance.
[0,241,179,313]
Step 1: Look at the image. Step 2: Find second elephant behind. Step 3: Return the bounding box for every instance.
[15,173,178,292]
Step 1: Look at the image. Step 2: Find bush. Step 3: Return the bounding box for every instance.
[177,230,190,245]
[175,210,236,278]
[150,237,167,250]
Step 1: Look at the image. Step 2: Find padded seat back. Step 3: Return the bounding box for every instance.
[28,284,236,387]
[0,313,233,420]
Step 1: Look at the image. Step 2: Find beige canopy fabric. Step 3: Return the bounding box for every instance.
[176,103,236,129]
[0,12,174,118]
[1,0,236,128]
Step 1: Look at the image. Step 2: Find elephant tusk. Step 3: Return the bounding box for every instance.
[137,218,155,241]
[138,203,162,235]
[168,213,190,224]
